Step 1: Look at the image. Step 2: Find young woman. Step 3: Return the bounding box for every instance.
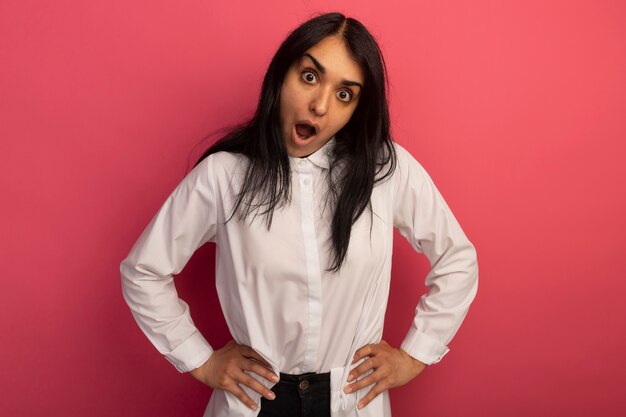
[121,12,478,417]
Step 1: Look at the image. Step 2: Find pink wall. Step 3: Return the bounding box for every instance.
[2,0,624,415]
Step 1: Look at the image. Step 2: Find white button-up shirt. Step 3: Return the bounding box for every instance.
[120,139,478,417]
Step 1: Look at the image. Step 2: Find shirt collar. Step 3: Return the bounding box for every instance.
[289,136,334,170]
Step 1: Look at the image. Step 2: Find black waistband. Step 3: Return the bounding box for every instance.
[278,371,331,384]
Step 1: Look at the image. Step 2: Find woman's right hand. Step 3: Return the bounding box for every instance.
[189,340,279,410]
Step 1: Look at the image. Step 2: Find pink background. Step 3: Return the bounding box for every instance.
[2,0,625,416]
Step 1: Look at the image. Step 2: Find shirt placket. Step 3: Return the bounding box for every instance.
[297,159,322,372]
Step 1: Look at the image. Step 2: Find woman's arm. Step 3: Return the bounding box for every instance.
[120,154,279,409]
[120,155,218,373]
[347,144,478,409]
[392,144,478,365]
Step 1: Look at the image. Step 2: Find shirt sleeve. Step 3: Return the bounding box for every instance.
[392,144,479,365]
[120,155,218,373]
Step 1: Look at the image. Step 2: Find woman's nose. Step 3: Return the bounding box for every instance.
[309,89,330,117]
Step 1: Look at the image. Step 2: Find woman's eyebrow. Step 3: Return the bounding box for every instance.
[304,53,326,73]
[303,53,363,90]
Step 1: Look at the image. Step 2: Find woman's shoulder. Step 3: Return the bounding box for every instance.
[380,141,436,196]
[205,150,246,165]
[390,141,433,179]
[381,141,427,179]
[198,151,248,176]
[391,141,423,167]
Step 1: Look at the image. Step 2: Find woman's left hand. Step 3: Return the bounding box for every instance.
[344,340,427,409]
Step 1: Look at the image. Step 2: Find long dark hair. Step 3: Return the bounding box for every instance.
[194,12,396,271]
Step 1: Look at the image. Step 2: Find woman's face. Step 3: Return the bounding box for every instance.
[279,36,364,158]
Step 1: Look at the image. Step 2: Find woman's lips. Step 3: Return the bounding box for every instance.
[291,125,317,146]
[295,123,316,139]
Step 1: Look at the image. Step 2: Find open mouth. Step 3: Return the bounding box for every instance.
[295,123,316,139]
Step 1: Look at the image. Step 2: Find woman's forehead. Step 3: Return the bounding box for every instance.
[299,36,365,84]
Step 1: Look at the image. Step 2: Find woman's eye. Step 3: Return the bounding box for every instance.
[336,90,353,102]
[302,71,317,84]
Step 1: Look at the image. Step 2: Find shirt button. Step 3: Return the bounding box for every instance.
[298,380,310,390]
[302,179,310,187]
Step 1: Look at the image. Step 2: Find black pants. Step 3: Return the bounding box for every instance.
[259,372,331,417]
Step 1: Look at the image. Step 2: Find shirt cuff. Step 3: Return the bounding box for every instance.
[164,330,214,373]
[400,327,450,365]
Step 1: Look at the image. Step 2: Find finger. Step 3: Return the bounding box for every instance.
[357,383,388,410]
[352,344,374,365]
[237,372,277,401]
[227,383,258,411]
[348,356,378,382]
[240,346,273,368]
[244,360,280,383]
[344,371,380,394]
